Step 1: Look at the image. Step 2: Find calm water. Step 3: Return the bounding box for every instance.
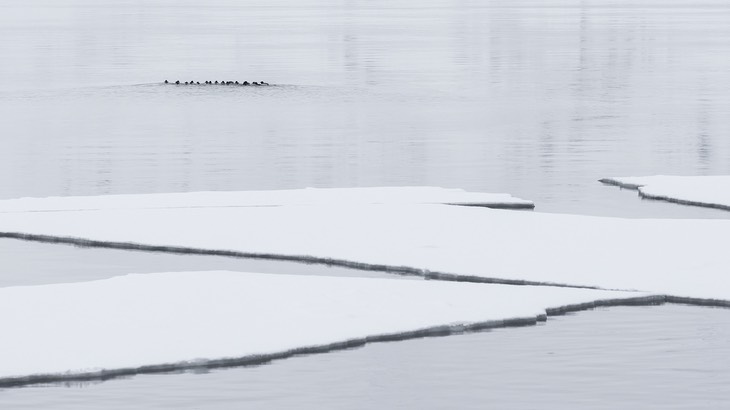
[3,305,730,409]
[0,239,401,288]
[1,0,730,408]
[1,0,729,217]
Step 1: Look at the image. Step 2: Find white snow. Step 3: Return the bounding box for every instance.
[0,271,648,381]
[1,190,729,300]
[600,175,730,210]
[0,187,533,213]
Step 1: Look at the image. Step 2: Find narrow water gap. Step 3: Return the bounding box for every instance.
[0,238,403,288]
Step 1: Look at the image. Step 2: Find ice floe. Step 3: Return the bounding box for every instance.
[0,186,533,212]
[0,271,654,386]
[1,190,729,300]
[600,175,730,211]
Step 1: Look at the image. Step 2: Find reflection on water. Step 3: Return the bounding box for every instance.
[3,305,729,409]
[1,0,729,218]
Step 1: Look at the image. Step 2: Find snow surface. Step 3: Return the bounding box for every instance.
[600,175,730,210]
[1,190,729,300]
[0,271,648,381]
[0,187,533,212]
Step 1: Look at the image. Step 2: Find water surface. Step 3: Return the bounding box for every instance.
[1,0,729,218]
[0,238,399,288]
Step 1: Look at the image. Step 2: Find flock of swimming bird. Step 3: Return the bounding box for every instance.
[164,80,270,86]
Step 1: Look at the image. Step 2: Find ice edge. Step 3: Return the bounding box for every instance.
[447,202,535,210]
[598,178,644,190]
[598,178,730,211]
[0,295,680,389]
[0,232,613,291]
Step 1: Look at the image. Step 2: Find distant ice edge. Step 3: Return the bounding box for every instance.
[0,231,607,290]
[598,178,730,211]
[598,178,644,190]
[448,202,535,210]
[0,295,672,389]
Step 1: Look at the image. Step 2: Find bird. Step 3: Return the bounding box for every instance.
[167,79,272,86]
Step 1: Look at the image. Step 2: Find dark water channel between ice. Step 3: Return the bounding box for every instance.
[1,0,730,408]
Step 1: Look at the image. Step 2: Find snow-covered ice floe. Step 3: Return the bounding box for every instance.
[0,271,656,387]
[0,189,729,300]
[1,187,728,386]
[0,186,534,212]
[600,175,730,211]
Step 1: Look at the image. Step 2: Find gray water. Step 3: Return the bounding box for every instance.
[1,0,730,218]
[3,305,730,409]
[0,238,402,288]
[2,0,730,408]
